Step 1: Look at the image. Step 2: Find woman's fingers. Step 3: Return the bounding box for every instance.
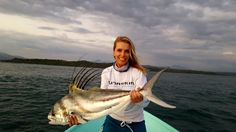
[68,115,79,126]
[130,89,143,103]
[74,115,78,125]
[68,116,72,126]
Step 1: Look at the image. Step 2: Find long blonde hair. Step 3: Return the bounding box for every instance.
[113,36,146,74]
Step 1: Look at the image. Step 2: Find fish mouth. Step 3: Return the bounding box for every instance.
[48,116,56,124]
[48,120,53,124]
[48,119,57,125]
[48,118,68,125]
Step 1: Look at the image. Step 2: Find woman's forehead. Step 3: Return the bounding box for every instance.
[115,41,130,49]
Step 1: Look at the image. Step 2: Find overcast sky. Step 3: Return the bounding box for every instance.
[0,0,236,72]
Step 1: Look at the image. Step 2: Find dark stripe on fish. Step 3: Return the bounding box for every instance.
[58,99,67,112]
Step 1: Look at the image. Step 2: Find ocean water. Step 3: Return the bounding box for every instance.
[0,62,235,132]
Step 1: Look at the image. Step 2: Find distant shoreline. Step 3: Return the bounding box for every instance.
[1,58,236,76]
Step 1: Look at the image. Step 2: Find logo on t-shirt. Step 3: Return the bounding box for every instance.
[108,81,134,86]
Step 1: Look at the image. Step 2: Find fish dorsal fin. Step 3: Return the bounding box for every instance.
[69,67,100,94]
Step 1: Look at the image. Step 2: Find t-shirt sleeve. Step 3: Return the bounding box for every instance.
[100,69,108,89]
[135,72,147,89]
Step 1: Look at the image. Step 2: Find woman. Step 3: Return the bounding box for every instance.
[100,36,149,132]
[68,36,149,132]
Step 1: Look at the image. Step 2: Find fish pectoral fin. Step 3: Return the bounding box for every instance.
[70,111,88,124]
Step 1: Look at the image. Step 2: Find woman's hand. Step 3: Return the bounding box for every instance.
[68,114,80,126]
[130,88,143,103]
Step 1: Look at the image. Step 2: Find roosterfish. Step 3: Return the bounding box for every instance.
[48,68,176,125]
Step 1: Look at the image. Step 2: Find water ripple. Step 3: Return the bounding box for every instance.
[1,62,236,132]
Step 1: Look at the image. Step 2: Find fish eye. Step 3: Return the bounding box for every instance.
[51,110,55,116]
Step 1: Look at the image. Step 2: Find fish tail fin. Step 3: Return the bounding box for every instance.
[144,68,176,109]
[146,95,176,108]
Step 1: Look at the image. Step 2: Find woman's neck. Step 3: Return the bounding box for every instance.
[113,62,130,72]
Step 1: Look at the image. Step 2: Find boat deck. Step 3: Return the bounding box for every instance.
[65,111,179,132]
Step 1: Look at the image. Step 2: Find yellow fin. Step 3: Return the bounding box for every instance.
[68,84,80,94]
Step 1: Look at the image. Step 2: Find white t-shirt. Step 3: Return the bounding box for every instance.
[100,65,149,122]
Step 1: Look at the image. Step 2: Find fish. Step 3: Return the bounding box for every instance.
[48,68,176,125]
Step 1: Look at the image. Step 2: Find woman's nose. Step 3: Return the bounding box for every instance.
[121,51,125,57]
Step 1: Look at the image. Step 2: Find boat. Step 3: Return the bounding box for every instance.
[65,110,179,132]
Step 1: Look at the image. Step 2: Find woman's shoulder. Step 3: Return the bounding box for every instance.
[102,65,113,73]
[129,67,145,75]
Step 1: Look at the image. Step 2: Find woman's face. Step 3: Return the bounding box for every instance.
[113,41,130,68]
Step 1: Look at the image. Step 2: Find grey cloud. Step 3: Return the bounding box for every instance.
[0,0,236,72]
[38,26,58,31]
[142,51,236,72]
[185,0,236,11]
[0,0,82,24]
[65,27,94,34]
[0,30,112,61]
[0,30,71,54]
